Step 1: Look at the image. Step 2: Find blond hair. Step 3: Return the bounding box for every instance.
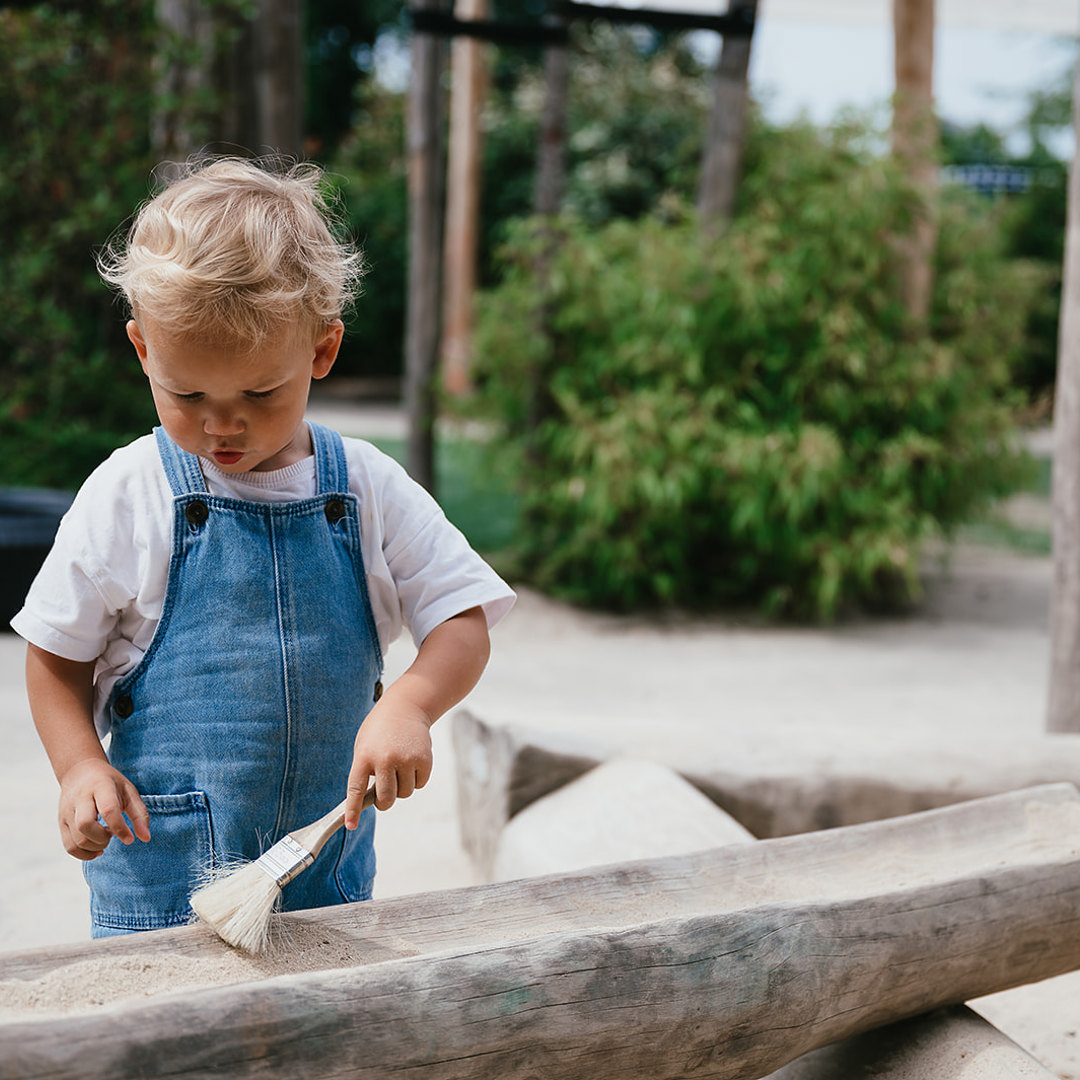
[98,156,363,347]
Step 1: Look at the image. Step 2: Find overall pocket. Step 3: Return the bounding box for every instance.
[84,791,213,935]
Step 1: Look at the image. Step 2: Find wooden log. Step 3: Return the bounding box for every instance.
[763,1004,1060,1079]
[453,710,1080,873]
[4,784,1080,1079]
[452,708,605,874]
[492,758,754,881]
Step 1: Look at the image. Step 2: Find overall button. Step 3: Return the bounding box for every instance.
[373,680,383,703]
[114,695,134,719]
[185,500,209,527]
[325,498,346,524]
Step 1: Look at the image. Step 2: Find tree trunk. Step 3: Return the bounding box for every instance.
[534,24,569,219]
[153,0,215,161]
[253,0,303,159]
[1046,58,1080,732]
[155,0,301,162]
[404,0,448,492]
[441,0,490,398]
[891,0,937,325]
[524,22,570,454]
[696,0,756,231]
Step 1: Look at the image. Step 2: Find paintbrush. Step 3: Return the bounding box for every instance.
[190,784,376,952]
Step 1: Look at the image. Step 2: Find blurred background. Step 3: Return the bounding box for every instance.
[1,0,1076,625]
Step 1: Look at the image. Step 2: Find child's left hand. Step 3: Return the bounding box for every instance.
[343,606,490,828]
[345,698,434,825]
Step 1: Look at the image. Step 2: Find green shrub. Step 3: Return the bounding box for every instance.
[0,3,162,488]
[473,121,1044,619]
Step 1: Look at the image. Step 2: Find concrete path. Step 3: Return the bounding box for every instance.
[2,403,1076,1076]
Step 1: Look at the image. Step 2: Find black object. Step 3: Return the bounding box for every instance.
[0,488,75,630]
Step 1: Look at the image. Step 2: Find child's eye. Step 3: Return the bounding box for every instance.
[245,389,277,400]
[174,391,203,402]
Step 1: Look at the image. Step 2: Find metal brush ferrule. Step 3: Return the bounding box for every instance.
[255,835,316,887]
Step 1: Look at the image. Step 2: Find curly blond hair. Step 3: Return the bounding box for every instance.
[98,156,363,347]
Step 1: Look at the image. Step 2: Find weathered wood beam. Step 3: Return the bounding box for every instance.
[763,1004,1060,1079]
[4,784,1080,1079]
[453,709,1080,875]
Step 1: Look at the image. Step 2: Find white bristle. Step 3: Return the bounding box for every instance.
[190,862,281,953]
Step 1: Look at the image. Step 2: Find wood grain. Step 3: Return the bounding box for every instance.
[4,784,1080,1078]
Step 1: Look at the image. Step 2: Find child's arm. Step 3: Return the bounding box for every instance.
[344,605,491,826]
[25,643,151,860]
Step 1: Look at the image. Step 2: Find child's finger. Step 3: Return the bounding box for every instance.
[121,783,151,843]
[63,811,109,860]
[374,763,398,811]
[344,768,373,830]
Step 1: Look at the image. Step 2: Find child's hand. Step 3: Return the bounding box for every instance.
[345,700,434,826]
[57,758,151,861]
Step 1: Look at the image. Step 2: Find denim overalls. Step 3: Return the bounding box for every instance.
[85,422,383,937]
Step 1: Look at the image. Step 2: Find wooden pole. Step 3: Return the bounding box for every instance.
[404,0,447,492]
[1046,57,1080,732]
[891,0,937,325]
[440,0,490,397]
[696,0,756,230]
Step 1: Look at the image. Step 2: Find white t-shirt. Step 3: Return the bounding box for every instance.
[12,429,516,735]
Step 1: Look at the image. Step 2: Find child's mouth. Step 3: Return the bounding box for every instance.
[213,450,244,466]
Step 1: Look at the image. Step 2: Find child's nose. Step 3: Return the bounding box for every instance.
[203,408,244,436]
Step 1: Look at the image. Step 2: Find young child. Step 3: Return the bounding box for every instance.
[12,157,514,937]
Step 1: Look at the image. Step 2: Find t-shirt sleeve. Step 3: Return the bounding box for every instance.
[10,444,153,662]
[349,441,515,651]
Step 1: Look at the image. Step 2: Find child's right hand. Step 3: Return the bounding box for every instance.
[56,759,151,861]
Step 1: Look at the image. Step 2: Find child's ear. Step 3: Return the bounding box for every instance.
[312,320,344,380]
[127,320,150,372]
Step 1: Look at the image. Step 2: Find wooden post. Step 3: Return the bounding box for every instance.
[696,0,756,231]
[404,0,448,492]
[1047,57,1080,732]
[440,0,489,397]
[891,0,937,325]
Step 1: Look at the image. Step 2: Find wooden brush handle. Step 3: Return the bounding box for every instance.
[290,784,377,858]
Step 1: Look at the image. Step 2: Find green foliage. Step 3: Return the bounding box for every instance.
[473,120,1044,619]
[0,1,160,488]
[939,60,1073,406]
[328,83,409,379]
[330,26,709,375]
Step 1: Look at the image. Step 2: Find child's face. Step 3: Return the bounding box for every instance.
[128,318,342,472]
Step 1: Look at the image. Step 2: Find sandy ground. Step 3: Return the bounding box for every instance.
[1,405,1077,1075]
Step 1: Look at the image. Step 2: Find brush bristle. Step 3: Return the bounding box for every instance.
[190,862,281,952]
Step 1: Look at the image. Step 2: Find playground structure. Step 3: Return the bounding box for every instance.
[3,710,1080,1078]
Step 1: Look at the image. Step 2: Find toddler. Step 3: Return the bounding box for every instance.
[12,157,514,937]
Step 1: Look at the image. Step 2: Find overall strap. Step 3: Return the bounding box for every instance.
[308,421,349,494]
[154,426,208,496]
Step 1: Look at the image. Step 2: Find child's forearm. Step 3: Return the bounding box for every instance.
[25,643,150,858]
[345,606,490,822]
[25,643,103,781]
[384,605,491,726]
